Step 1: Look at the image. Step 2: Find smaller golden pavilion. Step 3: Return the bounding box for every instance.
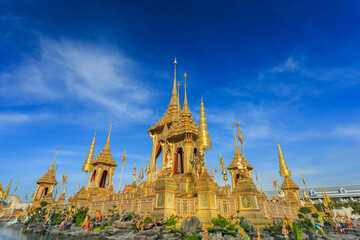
[32,147,60,206]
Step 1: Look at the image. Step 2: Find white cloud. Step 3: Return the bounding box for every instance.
[271,56,300,73]
[0,38,154,121]
[332,124,360,138]
[0,112,51,132]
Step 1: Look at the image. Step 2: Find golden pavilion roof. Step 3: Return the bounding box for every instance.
[92,120,118,167]
[37,148,59,185]
[281,176,299,190]
[168,73,198,140]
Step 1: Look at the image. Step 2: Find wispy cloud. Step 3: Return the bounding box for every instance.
[271,56,300,73]
[0,37,154,122]
[332,124,360,138]
[0,112,51,132]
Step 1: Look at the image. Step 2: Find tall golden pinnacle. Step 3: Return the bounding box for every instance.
[232,125,241,154]
[177,81,181,118]
[183,72,190,113]
[82,132,96,172]
[103,120,113,151]
[277,140,291,178]
[197,97,212,151]
[170,57,178,106]
[50,147,60,171]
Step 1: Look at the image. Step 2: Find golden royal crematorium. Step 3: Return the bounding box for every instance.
[16,59,302,227]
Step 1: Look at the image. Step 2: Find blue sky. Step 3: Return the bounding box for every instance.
[1,0,360,201]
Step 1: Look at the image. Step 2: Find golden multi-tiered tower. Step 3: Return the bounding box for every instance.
[86,120,118,197]
[147,59,199,182]
[277,141,301,209]
[33,147,59,205]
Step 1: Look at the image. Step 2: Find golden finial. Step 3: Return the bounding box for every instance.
[82,132,96,172]
[197,97,212,151]
[132,165,137,182]
[50,146,60,170]
[2,179,12,200]
[277,140,291,178]
[233,125,241,154]
[103,120,113,151]
[183,72,190,112]
[170,57,178,106]
[236,118,245,156]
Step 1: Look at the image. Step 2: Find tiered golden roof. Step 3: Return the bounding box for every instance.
[92,120,117,167]
[168,73,198,140]
[36,147,59,185]
[148,59,181,133]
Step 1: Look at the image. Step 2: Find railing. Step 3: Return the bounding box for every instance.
[218,198,238,217]
[176,198,197,217]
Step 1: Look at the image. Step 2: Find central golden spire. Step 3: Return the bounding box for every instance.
[170,58,178,106]
[197,97,212,151]
[103,120,113,151]
[278,140,291,177]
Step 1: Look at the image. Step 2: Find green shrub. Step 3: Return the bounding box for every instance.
[73,206,89,227]
[263,223,282,235]
[240,223,252,232]
[211,214,231,228]
[184,236,202,240]
[144,216,153,224]
[165,214,178,228]
[299,207,311,215]
[227,223,236,231]
[291,223,303,240]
